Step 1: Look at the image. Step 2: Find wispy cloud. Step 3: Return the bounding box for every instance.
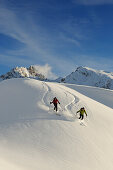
[0,2,85,75]
[0,4,54,61]
[73,0,113,5]
[59,33,81,47]
[59,16,94,44]
[0,0,112,77]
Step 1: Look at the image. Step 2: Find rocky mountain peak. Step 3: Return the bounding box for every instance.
[0,66,46,81]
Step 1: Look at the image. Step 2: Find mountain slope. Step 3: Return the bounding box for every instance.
[60,66,113,90]
[0,78,113,170]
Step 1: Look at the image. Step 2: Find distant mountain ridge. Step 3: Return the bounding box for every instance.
[0,66,46,81]
[58,66,113,90]
[1,66,113,90]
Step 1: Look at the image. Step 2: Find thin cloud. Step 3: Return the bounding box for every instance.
[0,4,84,74]
[0,6,53,61]
[59,16,93,43]
[73,0,113,5]
[59,33,81,47]
[0,4,78,67]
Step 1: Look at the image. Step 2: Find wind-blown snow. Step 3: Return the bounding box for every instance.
[0,78,113,170]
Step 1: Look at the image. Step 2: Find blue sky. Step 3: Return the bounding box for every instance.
[0,0,113,78]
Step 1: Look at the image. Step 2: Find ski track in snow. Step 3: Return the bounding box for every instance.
[55,85,79,117]
[40,82,91,124]
[53,83,91,124]
[43,82,81,121]
[42,82,53,109]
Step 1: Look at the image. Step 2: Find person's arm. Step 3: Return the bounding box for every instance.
[57,99,60,104]
[85,110,87,116]
[76,110,80,113]
[50,101,53,104]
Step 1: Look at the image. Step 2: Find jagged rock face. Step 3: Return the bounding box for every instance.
[28,66,45,80]
[0,66,46,81]
[60,66,113,90]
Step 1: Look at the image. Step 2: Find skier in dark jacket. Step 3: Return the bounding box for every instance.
[76,107,87,120]
[50,97,60,112]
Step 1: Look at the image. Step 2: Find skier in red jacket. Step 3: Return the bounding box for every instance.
[50,97,60,112]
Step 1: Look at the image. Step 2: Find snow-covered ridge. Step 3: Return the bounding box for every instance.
[59,66,113,90]
[0,66,46,81]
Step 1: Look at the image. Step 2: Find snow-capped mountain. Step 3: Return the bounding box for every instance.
[1,65,113,90]
[0,66,46,81]
[60,66,113,90]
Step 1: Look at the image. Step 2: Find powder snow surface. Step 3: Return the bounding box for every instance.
[0,78,113,170]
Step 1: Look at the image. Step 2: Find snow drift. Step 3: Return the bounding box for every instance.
[0,78,113,170]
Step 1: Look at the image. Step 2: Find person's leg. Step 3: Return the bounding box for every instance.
[54,103,57,112]
[81,114,84,120]
[54,104,55,110]
[79,114,81,119]
[56,104,58,112]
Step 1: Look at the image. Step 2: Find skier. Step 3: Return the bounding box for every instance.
[50,97,60,112]
[76,107,87,120]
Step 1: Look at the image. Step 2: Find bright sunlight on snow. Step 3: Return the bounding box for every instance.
[0,78,113,170]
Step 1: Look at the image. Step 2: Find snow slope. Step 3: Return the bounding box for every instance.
[63,83,113,109]
[0,78,113,170]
